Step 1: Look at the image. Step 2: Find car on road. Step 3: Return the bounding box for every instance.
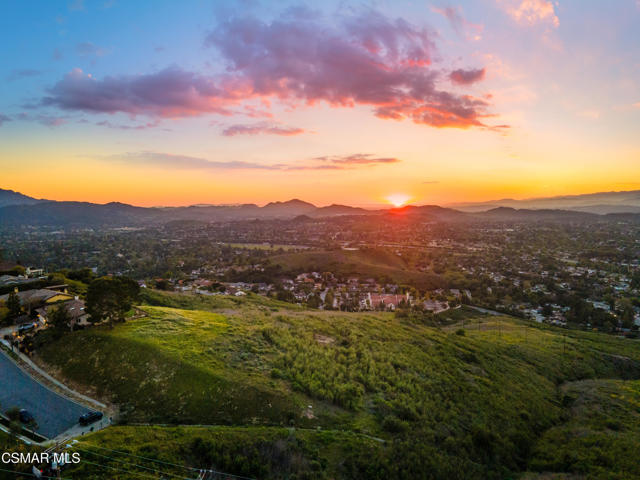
[79,411,103,426]
[19,409,34,423]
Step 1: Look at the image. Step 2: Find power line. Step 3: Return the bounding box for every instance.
[76,447,193,480]
[75,442,198,472]
[79,459,174,480]
[75,441,256,480]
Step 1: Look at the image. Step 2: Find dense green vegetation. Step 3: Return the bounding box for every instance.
[525,379,640,479]
[34,291,640,479]
[65,426,386,480]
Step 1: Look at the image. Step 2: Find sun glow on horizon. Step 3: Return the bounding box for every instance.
[386,193,411,207]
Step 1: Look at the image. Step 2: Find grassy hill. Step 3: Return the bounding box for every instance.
[33,291,640,479]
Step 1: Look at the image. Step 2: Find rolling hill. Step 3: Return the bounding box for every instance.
[32,290,640,480]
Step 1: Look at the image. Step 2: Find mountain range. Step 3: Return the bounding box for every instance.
[449,189,640,214]
[1,188,638,228]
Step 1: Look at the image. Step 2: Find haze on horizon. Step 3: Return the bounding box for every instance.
[1,0,639,208]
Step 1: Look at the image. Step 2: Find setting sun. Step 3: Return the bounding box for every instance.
[386,194,411,207]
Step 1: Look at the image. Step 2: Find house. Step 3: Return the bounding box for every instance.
[0,288,73,313]
[368,292,410,310]
[25,267,44,278]
[423,299,449,313]
[37,298,90,330]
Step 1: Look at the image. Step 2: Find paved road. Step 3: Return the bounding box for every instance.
[0,350,90,439]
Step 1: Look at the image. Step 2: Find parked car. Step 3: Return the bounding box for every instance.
[17,323,36,335]
[19,409,34,424]
[79,411,103,426]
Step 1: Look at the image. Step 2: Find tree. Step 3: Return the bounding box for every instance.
[324,289,335,310]
[6,291,21,318]
[86,276,140,327]
[306,293,321,309]
[620,300,635,329]
[49,305,72,338]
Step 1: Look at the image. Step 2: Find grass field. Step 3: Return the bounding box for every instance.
[33,291,640,479]
[226,242,309,251]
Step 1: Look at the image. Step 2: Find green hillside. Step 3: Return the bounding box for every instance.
[34,291,640,479]
[525,379,640,479]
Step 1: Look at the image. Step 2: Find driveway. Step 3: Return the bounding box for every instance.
[0,349,90,439]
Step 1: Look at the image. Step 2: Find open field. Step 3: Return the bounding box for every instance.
[226,242,309,251]
[34,291,640,479]
[270,248,443,289]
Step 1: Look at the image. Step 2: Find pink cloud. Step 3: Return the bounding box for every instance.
[41,9,498,130]
[42,67,236,117]
[450,68,486,85]
[500,0,559,28]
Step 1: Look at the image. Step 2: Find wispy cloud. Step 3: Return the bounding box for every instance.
[104,152,282,170]
[98,151,401,171]
[0,114,11,126]
[313,154,401,166]
[422,180,439,184]
[76,42,109,57]
[6,69,44,82]
[16,112,67,127]
[222,122,305,137]
[95,119,163,130]
[431,5,483,40]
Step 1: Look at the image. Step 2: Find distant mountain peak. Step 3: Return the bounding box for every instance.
[263,199,316,208]
[0,188,42,207]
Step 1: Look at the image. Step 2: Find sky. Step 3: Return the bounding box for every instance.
[0,0,639,207]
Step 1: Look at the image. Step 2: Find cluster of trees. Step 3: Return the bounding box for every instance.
[86,276,140,327]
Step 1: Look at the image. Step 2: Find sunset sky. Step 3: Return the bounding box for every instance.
[1,0,639,207]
